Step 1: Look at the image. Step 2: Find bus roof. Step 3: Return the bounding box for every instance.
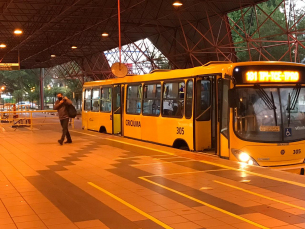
[83,61,305,87]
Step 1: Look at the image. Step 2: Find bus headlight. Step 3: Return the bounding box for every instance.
[239,152,250,162]
[231,149,259,166]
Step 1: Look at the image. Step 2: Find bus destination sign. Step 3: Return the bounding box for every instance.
[246,71,299,83]
[233,65,305,84]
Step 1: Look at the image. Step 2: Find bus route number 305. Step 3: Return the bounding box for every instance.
[177,127,184,135]
[293,149,301,154]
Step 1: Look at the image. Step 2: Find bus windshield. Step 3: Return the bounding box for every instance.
[234,86,305,142]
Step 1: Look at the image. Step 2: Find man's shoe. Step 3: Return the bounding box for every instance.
[58,140,63,145]
[64,140,72,144]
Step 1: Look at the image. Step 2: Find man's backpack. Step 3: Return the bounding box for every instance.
[67,104,77,118]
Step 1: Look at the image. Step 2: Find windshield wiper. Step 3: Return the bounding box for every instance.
[286,85,301,127]
[255,85,277,126]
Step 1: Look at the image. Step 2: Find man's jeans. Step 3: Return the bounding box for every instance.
[60,118,71,142]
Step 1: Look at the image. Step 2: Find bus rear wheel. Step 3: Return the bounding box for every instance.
[99,126,106,133]
[173,139,189,151]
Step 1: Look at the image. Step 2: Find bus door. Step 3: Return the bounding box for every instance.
[217,78,230,158]
[112,84,123,135]
[194,76,213,151]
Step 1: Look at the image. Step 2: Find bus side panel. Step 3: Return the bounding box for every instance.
[99,112,113,134]
[124,114,142,139]
[195,121,211,151]
[141,116,159,143]
[87,112,100,131]
[82,112,88,130]
[157,118,194,150]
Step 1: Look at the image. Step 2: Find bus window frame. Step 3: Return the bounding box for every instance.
[142,82,161,117]
[161,80,185,119]
[126,83,143,115]
[100,86,112,113]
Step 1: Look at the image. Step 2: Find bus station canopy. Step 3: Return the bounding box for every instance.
[0,0,267,71]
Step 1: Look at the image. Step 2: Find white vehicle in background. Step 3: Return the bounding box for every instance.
[16,101,37,109]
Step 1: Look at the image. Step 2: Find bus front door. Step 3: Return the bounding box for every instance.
[112,85,123,135]
[195,77,212,151]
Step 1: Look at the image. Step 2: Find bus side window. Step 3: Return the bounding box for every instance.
[185,80,193,119]
[84,89,92,111]
[101,87,112,112]
[126,84,142,114]
[196,80,211,121]
[162,81,185,118]
[143,83,161,116]
[91,88,100,112]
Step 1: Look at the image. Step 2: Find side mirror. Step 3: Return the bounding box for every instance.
[228,89,237,108]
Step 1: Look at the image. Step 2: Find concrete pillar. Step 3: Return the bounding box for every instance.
[40,68,44,110]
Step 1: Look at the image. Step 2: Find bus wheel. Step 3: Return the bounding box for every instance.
[99,126,106,133]
[173,139,189,151]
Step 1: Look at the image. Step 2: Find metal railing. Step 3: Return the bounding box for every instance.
[0,110,75,130]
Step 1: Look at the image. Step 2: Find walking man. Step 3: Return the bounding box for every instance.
[54,93,72,145]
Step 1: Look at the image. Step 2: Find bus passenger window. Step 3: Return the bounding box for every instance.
[143,83,161,116]
[185,80,193,119]
[162,82,185,118]
[101,88,112,112]
[126,85,142,114]
[91,88,100,112]
[84,89,92,111]
[196,80,211,121]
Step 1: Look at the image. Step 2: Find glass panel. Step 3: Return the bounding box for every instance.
[143,83,161,115]
[196,80,211,121]
[234,87,282,142]
[185,80,193,119]
[91,100,99,112]
[101,87,112,112]
[113,86,121,114]
[84,100,91,111]
[280,87,305,141]
[162,82,185,118]
[126,85,142,114]
[85,89,91,99]
[92,88,100,99]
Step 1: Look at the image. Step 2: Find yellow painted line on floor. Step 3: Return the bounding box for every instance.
[214,180,305,211]
[88,182,173,229]
[70,130,98,137]
[139,177,268,229]
[201,160,305,188]
[131,160,194,167]
[142,168,229,178]
[115,155,173,160]
[104,138,175,156]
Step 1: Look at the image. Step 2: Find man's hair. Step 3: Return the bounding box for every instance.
[57,93,63,96]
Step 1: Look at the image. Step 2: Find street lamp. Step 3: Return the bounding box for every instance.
[0,44,6,48]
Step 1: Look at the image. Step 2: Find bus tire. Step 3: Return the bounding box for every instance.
[173,139,189,151]
[99,126,106,133]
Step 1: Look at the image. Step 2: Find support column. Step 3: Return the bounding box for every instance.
[40,68,44,110]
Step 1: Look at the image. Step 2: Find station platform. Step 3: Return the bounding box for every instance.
[1,120,305,229]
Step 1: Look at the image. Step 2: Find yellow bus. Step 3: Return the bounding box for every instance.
[82,61,305,167]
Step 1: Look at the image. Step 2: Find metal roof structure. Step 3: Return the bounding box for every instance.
[0,0,269,78]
